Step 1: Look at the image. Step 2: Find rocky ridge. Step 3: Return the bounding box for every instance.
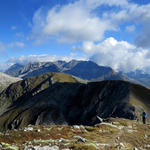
[5,60,122,81]
[0,72,150,132]
[5,60,149,88]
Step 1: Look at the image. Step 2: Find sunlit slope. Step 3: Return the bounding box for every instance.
[0,72,21,93]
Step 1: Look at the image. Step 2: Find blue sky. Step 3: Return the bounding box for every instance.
[0,0,150,73]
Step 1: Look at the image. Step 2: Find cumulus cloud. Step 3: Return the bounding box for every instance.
[31,0,115,44]
[30,0,150,48]
[7,54,86,66]
[103,2,150,48]
[75,37,150,73]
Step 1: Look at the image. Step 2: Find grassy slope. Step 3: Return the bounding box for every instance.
[0,118,150,150]
[129,83,150,120]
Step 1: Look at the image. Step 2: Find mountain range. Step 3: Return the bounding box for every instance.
[5,60,150,88]
[0,72,150,131]
[5,60,122,80]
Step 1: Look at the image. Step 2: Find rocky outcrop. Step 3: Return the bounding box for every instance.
[0,72,150,131]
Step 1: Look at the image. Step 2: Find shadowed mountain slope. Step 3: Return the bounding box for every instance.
[0,73,150,131]
[63,60,120,80]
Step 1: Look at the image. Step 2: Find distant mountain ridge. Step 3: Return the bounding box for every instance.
[5,63,24,77]
[5,60,150,87]
[123,70,150,88]
[0,72,21,93]
[5,60,122,81]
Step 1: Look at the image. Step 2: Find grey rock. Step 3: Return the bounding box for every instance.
[74,136,87,143]
[76,138,86,143]
[96,116,103,123]
[24,146,59,150]
[34,146,59,150]
[73,125,80,130]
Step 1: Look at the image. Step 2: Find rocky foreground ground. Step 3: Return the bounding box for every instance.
[0,118,150,150]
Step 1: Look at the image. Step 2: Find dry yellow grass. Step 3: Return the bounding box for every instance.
[0,118,150,150]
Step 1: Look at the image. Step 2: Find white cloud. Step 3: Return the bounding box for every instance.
[30,0,150,48]
[31,0,115,44]
[126,25,135,32]
[7,54,86,66]
[8,42,25,48]
[102,2,150,48]
[0,53,87,71]
[76,37,150,73]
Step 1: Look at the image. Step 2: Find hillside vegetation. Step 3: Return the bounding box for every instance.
[0,118,150,150]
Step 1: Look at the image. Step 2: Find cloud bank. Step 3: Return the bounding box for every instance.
[76,37,150,73]
[31,0,115,43]
[5,53,86,67]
